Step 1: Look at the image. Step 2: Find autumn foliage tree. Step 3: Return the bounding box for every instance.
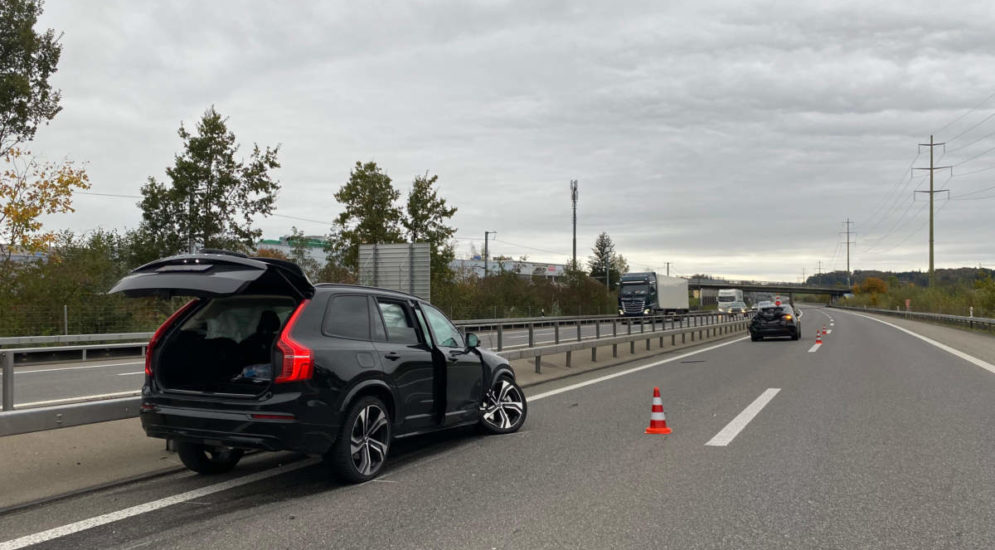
[857,277,888,295]
[0,148,89,283]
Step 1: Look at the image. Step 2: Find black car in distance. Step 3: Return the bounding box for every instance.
[110,251,527,483]
[749,301,801,341]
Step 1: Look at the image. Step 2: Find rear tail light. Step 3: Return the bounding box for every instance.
[783,314,793,320]
[275,300,313,384]
[146,300,199,377]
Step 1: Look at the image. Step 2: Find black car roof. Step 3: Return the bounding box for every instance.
[313,283,424,302]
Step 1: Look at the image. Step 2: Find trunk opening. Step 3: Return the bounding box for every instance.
[156,295,298,395]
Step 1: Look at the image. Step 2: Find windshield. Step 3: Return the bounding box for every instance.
[717,295,736,302]
[621,283,650,297]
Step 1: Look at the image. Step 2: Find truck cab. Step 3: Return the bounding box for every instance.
[717,288,745,314]
[618,272,657,316]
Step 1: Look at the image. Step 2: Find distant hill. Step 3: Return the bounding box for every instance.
[807,268,994,288]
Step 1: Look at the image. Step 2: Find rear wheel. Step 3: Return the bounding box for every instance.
[792,329,801,340]
[176,442,244,474]
[479,377,527,434]
[750,332,761,342]
[327,396,392,483]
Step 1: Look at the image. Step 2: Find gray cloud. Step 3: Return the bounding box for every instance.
[27,0,995,280]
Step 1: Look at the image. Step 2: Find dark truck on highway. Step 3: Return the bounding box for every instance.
[617,272,690,316]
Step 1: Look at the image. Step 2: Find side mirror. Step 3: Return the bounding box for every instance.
[466,332,479,349]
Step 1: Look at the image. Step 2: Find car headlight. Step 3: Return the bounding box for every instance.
[643,308,650,314]
[618,309,624,315]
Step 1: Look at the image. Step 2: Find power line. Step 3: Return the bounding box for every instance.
[874,200,952,257]
[949,164,995,178]
[863,198,927,254]
[944,126,995,155]
[936,89,995,136]
[944,109,995,144]
[951,182,995,200]
[950,141,995,167]
[492,238,563,257]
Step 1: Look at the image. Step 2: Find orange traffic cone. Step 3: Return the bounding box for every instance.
[645,387,672,435]
[822,326,827,335]
[816,331,823,344]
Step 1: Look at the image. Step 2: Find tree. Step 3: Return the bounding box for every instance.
[859,277,888,294]
[255,246,288,260]
[332,161,405,269]
[0,0,63,156]
[0,148,89,283]
[286,226,321,280]
[586,232,627,289]
[135,107,280,263]
[403,172,457,286]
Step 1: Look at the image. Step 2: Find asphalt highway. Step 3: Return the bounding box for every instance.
[6,316,723,406]
[2,306,993,548]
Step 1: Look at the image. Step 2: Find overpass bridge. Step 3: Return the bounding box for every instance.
[687,280,850,298]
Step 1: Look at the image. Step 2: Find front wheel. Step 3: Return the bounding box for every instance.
[479,377,528,434]
[327,396,392,483]
[176,442,244,475]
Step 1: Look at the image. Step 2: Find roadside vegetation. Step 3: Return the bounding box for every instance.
[840,272,995,318]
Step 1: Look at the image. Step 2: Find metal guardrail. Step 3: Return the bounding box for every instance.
[0,312,746,436]
[502,317,750,373]
[830,305,995,331]
[0,332,154,347]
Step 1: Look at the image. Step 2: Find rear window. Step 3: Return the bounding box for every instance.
[323,295,371,340]
[178,295,295,343]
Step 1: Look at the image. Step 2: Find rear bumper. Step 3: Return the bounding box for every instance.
[140,402,337,455]
[750,325,797,337]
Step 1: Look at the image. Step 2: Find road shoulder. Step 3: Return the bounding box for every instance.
[833,308,995,366]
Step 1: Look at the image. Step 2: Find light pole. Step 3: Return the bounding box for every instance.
[483,231,496,279]
[570,179,578,269]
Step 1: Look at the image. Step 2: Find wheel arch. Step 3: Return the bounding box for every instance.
[339,379,397,426]
[491,364,516,383]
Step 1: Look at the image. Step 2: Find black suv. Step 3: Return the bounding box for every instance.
[110,251,527,482]
[749,302,801,341]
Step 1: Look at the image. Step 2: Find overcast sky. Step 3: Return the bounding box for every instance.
[28,0,995,281]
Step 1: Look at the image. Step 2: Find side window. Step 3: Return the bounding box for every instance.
[322,295,371,340]
[414,309,432,346]
[370,298,387,342]
[377,300,421,345]
[421,304,463,349]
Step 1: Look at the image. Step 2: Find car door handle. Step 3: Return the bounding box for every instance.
[447,352,460,363]
[384,352,401,361]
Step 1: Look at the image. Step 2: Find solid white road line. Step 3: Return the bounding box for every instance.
[528,336,749,402]
[808,343,822,353]
[0,459,320,550]
[116,372,145,376]
[845,311,995,376]
[16,361,144,375]
[706,388,781,447]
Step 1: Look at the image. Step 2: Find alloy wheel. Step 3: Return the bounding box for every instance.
[482,379,525,430]
[350,404,389,476]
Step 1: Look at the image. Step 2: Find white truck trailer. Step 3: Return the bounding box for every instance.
[618,272,690,316]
